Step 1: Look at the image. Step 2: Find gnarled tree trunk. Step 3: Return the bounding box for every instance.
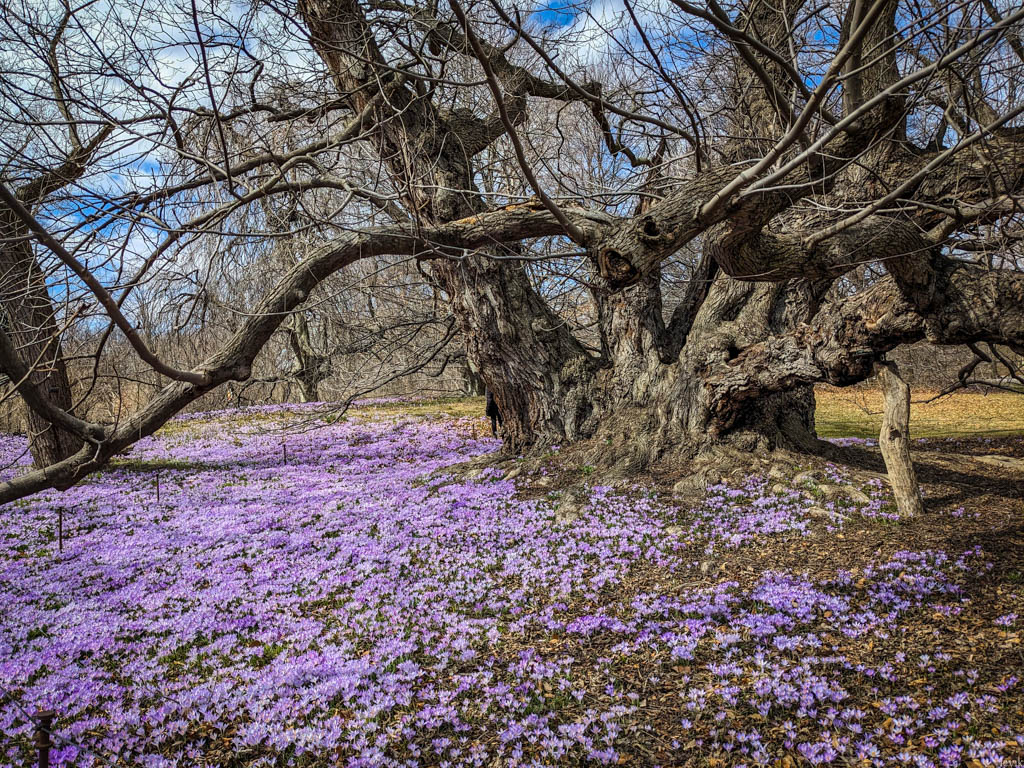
[5,0,1024,509]
[440,256,600,451]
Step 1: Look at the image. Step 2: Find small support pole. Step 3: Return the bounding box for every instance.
[282,440,288,465]
[57,509,63,554]
[155,471,160,503]
[877,360,925,517]
[35,710,54,768]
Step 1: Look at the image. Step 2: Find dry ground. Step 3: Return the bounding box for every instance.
[4,392,1020,766]
[814,386,1024,439]
[357,387,1024,441]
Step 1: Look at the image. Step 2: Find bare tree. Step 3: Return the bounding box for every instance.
[0,0,114,466]
[1,0,1023,502]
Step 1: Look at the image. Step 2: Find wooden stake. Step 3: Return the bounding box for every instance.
[35,710,54,768]
[57,509,63,554]
[877,360,925,517]
[156,472,160,503]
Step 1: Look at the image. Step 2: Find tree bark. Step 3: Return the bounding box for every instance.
[460,359,486,396]
[441,257,600,452]
[0,214,82,467]
[5,0,1024,506]
[877,360,925,517]
[285,313,329,403]
[298,0,605,452]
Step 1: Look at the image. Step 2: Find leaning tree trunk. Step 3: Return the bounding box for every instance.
[876,360,924,517]
[298,0,602,451]
[0,214,82,466]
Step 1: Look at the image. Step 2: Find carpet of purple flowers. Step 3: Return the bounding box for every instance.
[1,406,1022,767]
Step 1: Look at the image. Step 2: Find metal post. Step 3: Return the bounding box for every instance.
[57,509,62,554]
[35,710,54,768]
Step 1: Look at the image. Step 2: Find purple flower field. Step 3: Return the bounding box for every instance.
[1,407,1022,767]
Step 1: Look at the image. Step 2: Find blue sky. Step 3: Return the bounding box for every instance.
[533,2,577,27]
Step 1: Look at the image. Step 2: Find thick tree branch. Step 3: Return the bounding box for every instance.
[449,0,588,244]
[704,258,1024,431]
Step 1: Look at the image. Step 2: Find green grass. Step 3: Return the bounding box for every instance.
[362,390,1024,441]
[151,389,1024,450]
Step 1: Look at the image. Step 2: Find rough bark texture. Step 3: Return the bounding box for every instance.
[285,314,330,403]
[0,212,82,467]
[877,361,925,517]
[299,0,601,452]
[441,256,599,452]
[293,0,1024,469]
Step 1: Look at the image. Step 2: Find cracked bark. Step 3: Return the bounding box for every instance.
[0,211,82,467]
[877,360,925,517]
[298,0,1024,468]
[300,0,601,452]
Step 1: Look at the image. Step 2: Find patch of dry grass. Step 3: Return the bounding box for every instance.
[351,396,486,421]
[354,389,1024,440]
[815,385,1024,438]
[361,390,1024,441]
